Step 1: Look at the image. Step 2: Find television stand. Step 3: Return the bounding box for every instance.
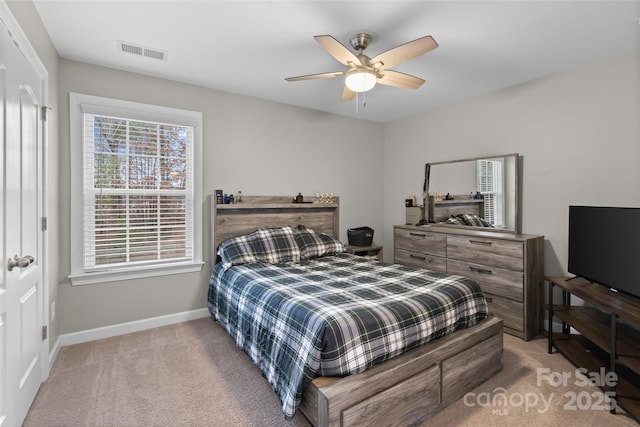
[546,276,640,422]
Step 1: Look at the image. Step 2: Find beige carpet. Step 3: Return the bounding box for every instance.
[24,317,639,427]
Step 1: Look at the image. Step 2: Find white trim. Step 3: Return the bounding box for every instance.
[57,308,210,348]
[69,92,204,284]
[0,1,48,78]
[48,336,61,373]
[69,261,204,286]
[0,0,51,387]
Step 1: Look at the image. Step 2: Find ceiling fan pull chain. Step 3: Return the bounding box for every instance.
[353,92,367,114]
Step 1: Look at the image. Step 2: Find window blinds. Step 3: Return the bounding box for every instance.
[477,159,504,227]
[83,114,194,270]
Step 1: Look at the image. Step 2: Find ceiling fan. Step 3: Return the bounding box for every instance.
[285,33,438,101]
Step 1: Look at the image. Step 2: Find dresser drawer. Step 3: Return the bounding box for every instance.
[447,235,523,271]
[484,293,524,333]
[395,249,447,273]
[395,228,446,257]
[447,259,523,302]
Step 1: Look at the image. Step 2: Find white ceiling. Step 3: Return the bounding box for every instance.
[33,0,640,123]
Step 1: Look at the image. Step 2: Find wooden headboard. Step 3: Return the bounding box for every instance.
[211,195,340,262]
[427,195,484,223]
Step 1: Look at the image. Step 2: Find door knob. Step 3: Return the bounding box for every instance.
[8,254,34,271]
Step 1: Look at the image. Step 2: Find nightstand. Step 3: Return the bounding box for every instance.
[344,244,383,261]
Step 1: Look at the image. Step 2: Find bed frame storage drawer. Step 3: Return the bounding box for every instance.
[446,259,523,302]
[300,316,504,427]
[394,227,446,257]
[394,248,447,272]
[394,225,544,341]
[341,364,441,427]
[441,332,503,405]
[446,234,523,271]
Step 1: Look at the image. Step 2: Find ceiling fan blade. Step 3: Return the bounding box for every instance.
[376,70,425,89]
[314,35,362,67]
[285,71,344,82]
[370,35,438,69]
[341,86,356,102]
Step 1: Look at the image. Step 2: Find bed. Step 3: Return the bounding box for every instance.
[209,195,503,426]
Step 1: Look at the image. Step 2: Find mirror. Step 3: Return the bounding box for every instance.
[423,153,520,234]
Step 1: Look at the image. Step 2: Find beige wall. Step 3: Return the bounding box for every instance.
[383,51,640,276]
[56,59,384,334]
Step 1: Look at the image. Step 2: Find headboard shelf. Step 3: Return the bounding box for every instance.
[211,195,340,261]
[217,202,338,210]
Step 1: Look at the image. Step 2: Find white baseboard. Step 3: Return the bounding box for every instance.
[57,307,210,348]
[49,336,61,373]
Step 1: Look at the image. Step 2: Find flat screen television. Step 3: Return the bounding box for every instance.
[568,206,640,299]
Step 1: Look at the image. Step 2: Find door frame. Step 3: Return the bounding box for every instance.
[0,0,50,380]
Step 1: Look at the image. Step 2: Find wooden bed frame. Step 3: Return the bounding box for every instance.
[211,195,504,426]
[427,195,485,223]
[211,195,340,262]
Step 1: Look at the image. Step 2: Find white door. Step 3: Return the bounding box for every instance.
[0,14,45,427]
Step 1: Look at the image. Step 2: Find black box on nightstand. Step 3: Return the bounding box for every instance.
[347,227,374,246]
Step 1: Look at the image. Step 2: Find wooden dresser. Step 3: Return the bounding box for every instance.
[394,224,544,340]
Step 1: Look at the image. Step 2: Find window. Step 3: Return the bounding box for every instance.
[477,159,504,227]
[69,93,203,285]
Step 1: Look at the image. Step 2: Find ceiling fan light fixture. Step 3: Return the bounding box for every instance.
[286,33,438,101]
[345,69,376,92]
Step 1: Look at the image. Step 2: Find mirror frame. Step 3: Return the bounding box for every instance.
[423,153,520,234]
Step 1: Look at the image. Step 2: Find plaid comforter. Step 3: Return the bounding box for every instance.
[207,253,487,419]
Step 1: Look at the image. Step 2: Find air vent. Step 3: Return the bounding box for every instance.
[117,40,167,61]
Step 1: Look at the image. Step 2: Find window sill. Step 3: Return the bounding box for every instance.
[69,261,205,286]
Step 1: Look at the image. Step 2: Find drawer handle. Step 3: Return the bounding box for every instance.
[469,266,493,275]
[410,254,426,261]
[409,232,426,238]
[469,240,492,246]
